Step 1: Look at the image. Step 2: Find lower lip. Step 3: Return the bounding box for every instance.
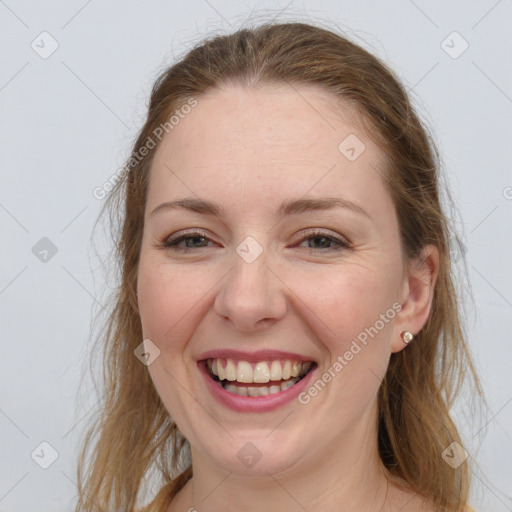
[198,361,317,413]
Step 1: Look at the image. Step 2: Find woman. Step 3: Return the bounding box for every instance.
[75,21,483,512]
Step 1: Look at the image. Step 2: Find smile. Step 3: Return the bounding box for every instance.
[198,355,317,412]
[207,358,313,396]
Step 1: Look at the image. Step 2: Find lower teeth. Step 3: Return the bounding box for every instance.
[220,376,302,397]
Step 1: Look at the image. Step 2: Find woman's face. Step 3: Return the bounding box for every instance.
[137,84,420,477]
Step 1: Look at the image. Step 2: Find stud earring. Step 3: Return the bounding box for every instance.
[401,331,414,344]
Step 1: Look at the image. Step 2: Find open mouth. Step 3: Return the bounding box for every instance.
[203,358,317,397]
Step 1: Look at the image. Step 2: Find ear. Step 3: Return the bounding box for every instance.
[391,244,440,354]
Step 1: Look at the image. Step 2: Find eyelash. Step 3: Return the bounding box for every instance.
[158,229,351,253]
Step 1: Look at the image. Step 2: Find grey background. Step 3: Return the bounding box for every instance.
[1,1,511,511]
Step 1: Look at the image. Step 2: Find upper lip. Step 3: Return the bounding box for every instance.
[197,349,316,363]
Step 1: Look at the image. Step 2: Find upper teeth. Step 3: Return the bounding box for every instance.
[207,358,312,383]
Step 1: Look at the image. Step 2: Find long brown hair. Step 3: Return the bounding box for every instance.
[75,21,484,512]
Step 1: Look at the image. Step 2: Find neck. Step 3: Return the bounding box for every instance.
[171,403,395,512]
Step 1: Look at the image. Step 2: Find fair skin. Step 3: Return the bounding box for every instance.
[136,83,439,511]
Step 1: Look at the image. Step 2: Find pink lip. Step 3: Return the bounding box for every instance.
[196,349,315,363]
[198,360,317,413]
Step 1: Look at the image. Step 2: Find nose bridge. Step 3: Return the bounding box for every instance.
[214,235,286,331]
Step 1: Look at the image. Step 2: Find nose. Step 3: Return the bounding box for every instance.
[213,245,287,332]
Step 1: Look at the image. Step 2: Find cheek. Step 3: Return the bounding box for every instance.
[293,262,393,347]
[137,261,202,354]
[137,261,206,424]
[137,264,167,341]
[292,261,397,403]
[286,263,396,429]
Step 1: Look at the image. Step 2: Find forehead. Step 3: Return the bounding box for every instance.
[147,84,392,222]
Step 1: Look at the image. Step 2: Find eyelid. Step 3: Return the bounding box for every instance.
[158,227,351,252]
[161,227,348,242]
[298,227,350,245]
[162,228,213,245]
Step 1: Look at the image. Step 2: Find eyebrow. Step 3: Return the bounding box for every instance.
[150,196,372,220]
